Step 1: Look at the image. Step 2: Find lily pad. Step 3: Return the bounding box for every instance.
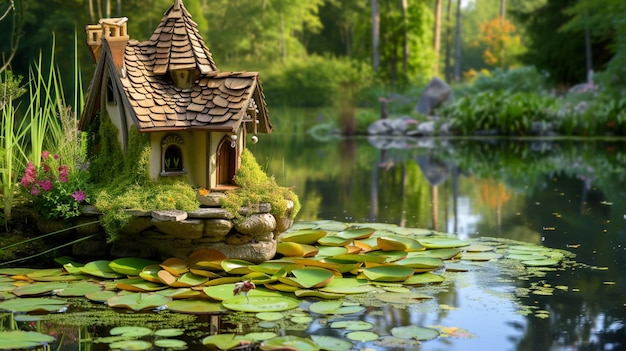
[345,331,379,342]
[336,227,375,240]
[460,252,503,261]
[362,265,415,282]
[390,325,439,340]
[245,332,279,341]
[222,295,300,312]
[11,282,68,297]
[309,300,364,315]
[521,259,560,267]
[56,282,103,297]
[221,259,254,275]
[154,339,187,349]
[319,278,375,294]
[80,260,125,279]
[0,331,55,349]
[202,334,251,350]
[376,292,433,304]
[316,246,348,257]
[317,235,351,247]
[256,312,284,321]
[0,297,67,313]
[284,267,335,288]
[108,340,152,350]
[109,258,159,276]
[85,290,117,303]
[377,236,424,252]
[403,272,445,285]
[107,292,171,311]
[408,248,461,260]
[395,257,444,271]
[110,326,153,338]
[310,335,352,351]
[294,289,345,300]
[418,237,470,249]
[167,298,226,314]
[279,229,327,244]
[260,336,319,351]
[330,320,374,330]
[154,328,185,337]
[116,278,167,292]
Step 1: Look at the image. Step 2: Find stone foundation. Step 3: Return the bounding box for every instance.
[63,192,293,263]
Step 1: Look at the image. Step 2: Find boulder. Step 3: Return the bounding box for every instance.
[415,77,454,115]
[234,213,277,235]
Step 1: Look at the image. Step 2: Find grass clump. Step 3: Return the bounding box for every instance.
[221,149,300,221]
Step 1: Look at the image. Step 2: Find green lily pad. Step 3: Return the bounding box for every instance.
[284,267,335,288]
[117,278,167,292]
[465,244,496,252]
[154,328,185,337]
[109,258,159,276]
[291,315,313,324]
[107,292,172,311]
[377,236,424,252]
[154,339,187,349]
[310,335,352,351]
[403,272,445,285]
[158,271,208,287]
[85,290,117,303]
[408,248,461,260]
[0,297,67,313]
[460,252,503,261]
[362,265,415,282]
[110,326,153,338]
[521,259,560,267]
[80,260,125,279]
[26,268,81,282]
[316,246,348,257]
[222,295,300,312]
[260,336,319,351]
[221,259,254,275]
[445,262,482,272]
[108,340,152,350]
[317,236,351,247]
[331,253,387,263]
[11,282,68,297]
[336,227,376,240]
[256,312,284,321]
[167,298,226,314]
[390,325,439,340]
[376,292,433,304]
[0,331,55,349]
[202,333,251,350]
[56,282,103,297]
[245,332,279,341]
[319,278,375,294]
[279,229,327,244]
[345,331,379,342]
[395,257,444,271]
[418,237,470,249]
[0,268,36,275]
[309,300,364,315]
[330,320,374,330]
[294,289,345,300]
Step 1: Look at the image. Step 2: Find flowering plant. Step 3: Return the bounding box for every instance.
[20,151,91,220]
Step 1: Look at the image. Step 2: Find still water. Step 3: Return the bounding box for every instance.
[249,134,626,351]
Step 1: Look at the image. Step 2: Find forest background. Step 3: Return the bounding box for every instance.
[1,0,624,111]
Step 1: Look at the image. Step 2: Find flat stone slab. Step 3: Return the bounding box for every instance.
[187,208,232,219]
[152,210,188,221]
[152,218,204,239]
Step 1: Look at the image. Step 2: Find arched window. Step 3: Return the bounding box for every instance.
[161,134,186,175]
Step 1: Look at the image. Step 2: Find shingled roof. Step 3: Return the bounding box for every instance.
[80,0,271,134]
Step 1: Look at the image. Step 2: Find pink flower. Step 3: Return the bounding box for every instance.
[42,164,51,173]
[72,191,85,202]
[30,186,40,196]
[58,165,68,183]
[53,154,60,160]
[39,179,53,191]
[41,151,50,159]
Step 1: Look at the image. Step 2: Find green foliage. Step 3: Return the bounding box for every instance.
[455,66,548,97]
[263,56,373,108]
[440,91,560,135]
[221,149,300,222]
[0,70,26,108]
[87,114,124,186]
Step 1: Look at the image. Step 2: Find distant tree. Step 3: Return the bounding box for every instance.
[371,0,380,72]
[475,17,523,69]
[433,0,442,75]
[0,0,21,74]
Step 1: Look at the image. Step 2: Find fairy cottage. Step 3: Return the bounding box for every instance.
[80,0,272,191]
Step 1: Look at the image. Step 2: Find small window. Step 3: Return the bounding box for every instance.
[160,134,186,176]
[106,78,116,105]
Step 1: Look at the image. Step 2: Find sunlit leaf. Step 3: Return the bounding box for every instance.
[107,292,171,311]
[221,259,254,275]
[167,298,226,314]
[222,295,300,312]
[362,265,415,282]
[80,260,124,279]
[260,336,319,351]
[336,227,375,240]
[108,340,152,350]
[56,282,103,297]
[279,229,327,244]
[154,339,186,349]
[390,325,439,340]
[0,298,67,313]
[345,331,379,342]
[110,326,152,338]
[319,278,375,294]
[329,320,374,330]
[403,272,445,285]
[310,335,352,351]
[11,282,67,297]
[202,334,251,350]
[418,238,470,249]
[0,331,55,349]
[109,258,159,276]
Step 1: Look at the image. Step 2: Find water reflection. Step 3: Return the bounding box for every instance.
[251,134,626,350]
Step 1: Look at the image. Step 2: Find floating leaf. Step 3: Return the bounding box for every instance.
[276,242,305,257]
[158,271,208,287]
[376,292,433,304]
[11,282,67,297]
[377,236,424,252]
[109,258,159,276]
[331,253,387,264]
[395,257,444,271]
[279,229,327,244]
[317,236,351,247]
[404,272,445,285]
[110,326,152,338]
[221,259,254,275]
[202,334,251,350]
[408,248,461,260]
[310,335,352,351]
[418,238,470,249]
[330,320,374,330]
[26,268,81,282]
[319,278,375,294]
[108,340,152,350]
[445,262,481,272]
[245,332,278,341]
[117,278,167,292]
[0,331,55,349]
[154,339,187,349]
[107,292,171,311]
[316,246,348,257]
[167,298,226,314]
[80,260,125,279]
[465,244,495,252]
[336,227,375,240]
[460,252,503,261]
[521,259,560,267]
[160,258,189,276]
[260,336,319,351]
[0,297,67,313]
[56,282,103,297]
[294,289,345,300]
[345,331,379,342]
[362,265,415,282]
[85,290,117,303]
[390,325,439,340]
[309,300,364,315]
[256,312,284,321]
[222,295,300,312]
[284,267,335,288]
[291,315,313,324]
[154,328,184,337]
[138,265,162,283]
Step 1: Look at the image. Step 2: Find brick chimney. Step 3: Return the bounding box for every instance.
[85,17,129,69]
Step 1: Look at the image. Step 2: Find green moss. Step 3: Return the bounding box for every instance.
[221,149,300,221]
[90,115,199,242]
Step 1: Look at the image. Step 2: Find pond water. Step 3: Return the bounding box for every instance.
[2,134,626,351]
[249,134,626,351]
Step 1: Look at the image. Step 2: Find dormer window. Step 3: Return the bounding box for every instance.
[170,69,197,89]
[161,134,187,176]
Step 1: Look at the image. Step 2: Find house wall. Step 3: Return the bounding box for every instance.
[102,70,127,147]
[148,130,209,188]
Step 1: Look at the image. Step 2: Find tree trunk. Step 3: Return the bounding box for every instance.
[433,0,442,76]
[371,0,380,72]
[454,0,462,81]
[444,0,453,82]
[401,0,409,80]
[116,0,121,16]
[88,0,95,22]
[105,0,110,17]
[96,0,102,19]
[500,0,506,69]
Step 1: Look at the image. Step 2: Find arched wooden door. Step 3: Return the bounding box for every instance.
[216,136,236,187]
